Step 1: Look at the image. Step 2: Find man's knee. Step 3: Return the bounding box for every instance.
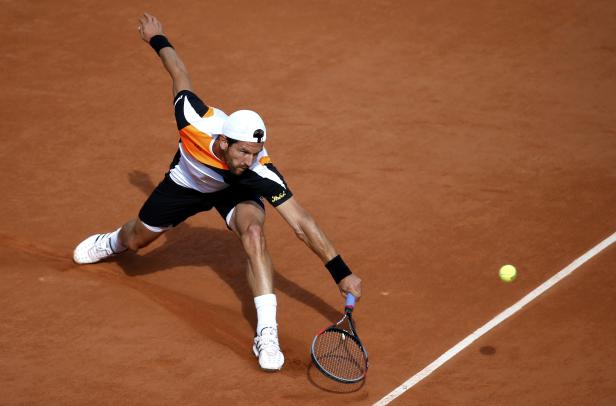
[241,223,265,253]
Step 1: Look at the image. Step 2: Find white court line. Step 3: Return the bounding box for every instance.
[374,231,616,406]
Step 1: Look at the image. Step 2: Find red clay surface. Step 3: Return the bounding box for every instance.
[2,1,616,405]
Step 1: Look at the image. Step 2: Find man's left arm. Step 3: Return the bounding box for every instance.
[138,13,192,97]
[275,197,362,298]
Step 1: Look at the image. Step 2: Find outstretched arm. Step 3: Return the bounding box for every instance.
[276,197,362,298]
[138,13,192,97]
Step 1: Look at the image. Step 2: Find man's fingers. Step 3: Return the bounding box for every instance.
[138,13,163,34]
[141,13,153,27]
[337,274,362,300]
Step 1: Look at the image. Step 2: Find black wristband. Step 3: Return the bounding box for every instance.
[149,35,174,54]
[325,255,352,284]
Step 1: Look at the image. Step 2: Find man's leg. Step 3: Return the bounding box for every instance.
[74,172,203,264]
[73,218,166,264]
[230,202,273,296]
[229,201,284,371]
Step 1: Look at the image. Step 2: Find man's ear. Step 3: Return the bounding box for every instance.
[219,135,229,151]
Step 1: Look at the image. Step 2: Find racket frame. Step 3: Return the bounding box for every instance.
[310,296,369,383]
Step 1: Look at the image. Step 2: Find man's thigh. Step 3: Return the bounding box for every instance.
[214,187,265,230]
[228,201,266,236]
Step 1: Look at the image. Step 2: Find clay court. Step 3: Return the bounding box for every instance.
[2,1,616,405]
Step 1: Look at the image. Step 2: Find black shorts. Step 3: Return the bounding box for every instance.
[138,174,264,230]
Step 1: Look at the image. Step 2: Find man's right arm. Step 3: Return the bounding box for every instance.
[138,13,192,97]
[275,197,362,299]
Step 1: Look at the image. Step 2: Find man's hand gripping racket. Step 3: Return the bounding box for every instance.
[310,294,368,383]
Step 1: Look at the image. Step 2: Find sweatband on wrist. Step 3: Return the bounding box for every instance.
[325,255,352,284]
[149,35,174,54]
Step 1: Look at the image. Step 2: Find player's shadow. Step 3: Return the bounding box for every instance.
[114,170,340,331]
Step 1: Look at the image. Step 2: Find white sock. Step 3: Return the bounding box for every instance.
[254,294,277,335]
[109,228,127,253]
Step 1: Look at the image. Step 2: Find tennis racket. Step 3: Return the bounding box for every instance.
[310,293,368,383]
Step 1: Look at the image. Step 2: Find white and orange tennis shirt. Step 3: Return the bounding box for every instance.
[168,90,292,206]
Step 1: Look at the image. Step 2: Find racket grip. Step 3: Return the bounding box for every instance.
[345,293,356,309]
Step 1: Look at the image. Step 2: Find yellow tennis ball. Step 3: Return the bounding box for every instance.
[499,265,517,282]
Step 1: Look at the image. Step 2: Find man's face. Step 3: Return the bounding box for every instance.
[222,139,264,175]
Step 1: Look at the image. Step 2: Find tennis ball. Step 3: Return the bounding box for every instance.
[499,265,517,282]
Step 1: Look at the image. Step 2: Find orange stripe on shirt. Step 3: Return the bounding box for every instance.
[179,125,228,170]
[259,156,272,165]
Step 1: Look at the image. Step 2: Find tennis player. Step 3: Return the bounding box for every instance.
[73,13,362,372]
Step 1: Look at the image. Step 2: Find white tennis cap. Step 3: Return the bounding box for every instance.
[222,110,267,143]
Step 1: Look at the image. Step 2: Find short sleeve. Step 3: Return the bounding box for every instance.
[234,162,293,206]
[173,90,209,130]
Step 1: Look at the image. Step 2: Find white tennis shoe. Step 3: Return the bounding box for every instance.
[73,233,115,264]
[253,327,285,371]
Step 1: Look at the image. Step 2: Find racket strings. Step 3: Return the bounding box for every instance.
[313,329,366,381]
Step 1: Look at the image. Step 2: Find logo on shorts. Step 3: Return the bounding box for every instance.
[271,191,286,203]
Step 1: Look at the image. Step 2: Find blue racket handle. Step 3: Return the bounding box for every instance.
[345,293,356,309]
